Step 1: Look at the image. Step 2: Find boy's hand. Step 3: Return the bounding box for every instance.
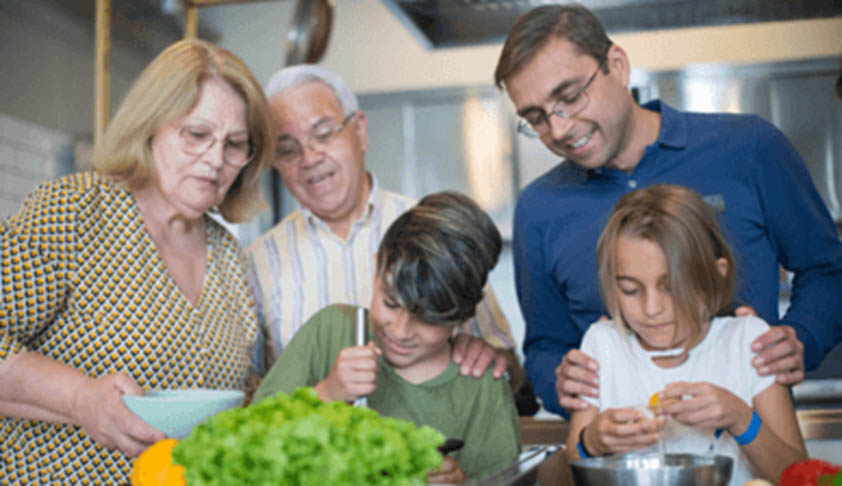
[586,407,662,456]
[659,381,752,435]
[452,333,507,378]
[315,342,381,403]
[425,456,468,484]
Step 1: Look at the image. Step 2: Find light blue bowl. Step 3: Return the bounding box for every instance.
[123,389,244,439]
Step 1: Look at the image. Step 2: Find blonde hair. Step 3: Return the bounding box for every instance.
[597,184,737,351]
[93,39,274,222]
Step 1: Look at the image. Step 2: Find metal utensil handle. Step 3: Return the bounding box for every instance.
[353,306,368,408]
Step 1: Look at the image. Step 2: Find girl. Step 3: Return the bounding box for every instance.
[565,184,807,484]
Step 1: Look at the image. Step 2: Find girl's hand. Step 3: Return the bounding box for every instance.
[659,381,753,436]
[426,456,468,484]
[585,407,663,455]
[315,342,380,403]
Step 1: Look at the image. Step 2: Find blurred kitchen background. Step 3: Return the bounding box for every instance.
[1,0,841,437]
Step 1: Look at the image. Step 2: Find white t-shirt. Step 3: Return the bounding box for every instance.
[580,315,775,486]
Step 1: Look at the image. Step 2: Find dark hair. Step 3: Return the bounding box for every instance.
[494,4,612,89]
[597,184,737,351]
[376,191,502,324]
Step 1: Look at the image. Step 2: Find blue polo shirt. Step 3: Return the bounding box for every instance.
[514,100,842,416]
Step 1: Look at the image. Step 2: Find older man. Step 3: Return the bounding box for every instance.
[495,5,842,416]
[246,65,519,382]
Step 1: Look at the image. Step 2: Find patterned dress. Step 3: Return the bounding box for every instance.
[0,172,258,485]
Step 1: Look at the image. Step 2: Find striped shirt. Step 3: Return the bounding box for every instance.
[246,178,515,372]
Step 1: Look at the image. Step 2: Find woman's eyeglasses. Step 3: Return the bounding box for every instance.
[178,125,253,167]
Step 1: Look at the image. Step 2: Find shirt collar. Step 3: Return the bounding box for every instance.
[301,171,379,228]
[643,99,687,150]
[582,99,686,179]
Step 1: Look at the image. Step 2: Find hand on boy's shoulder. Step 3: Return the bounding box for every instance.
[451,333,508,379]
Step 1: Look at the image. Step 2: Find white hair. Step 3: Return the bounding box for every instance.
[264,64,359,115]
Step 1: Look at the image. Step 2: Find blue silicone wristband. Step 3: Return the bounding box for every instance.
[733,410,762,446]
[577,441,590,459]
[577,427,592,459]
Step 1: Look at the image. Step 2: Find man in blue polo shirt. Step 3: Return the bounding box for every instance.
[494,4,842,417]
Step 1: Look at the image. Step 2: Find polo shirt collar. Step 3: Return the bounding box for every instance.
[644,99,687,150]
[585,99,687,179]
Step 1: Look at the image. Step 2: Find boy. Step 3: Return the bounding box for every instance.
[253,191,520,483]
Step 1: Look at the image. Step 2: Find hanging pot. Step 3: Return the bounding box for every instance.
[285,0,334,65]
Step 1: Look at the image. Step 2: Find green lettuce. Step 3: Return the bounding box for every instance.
[172,387,444,485]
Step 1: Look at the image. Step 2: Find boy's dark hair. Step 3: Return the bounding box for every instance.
[376,191,502,325]
[495,4,613,89]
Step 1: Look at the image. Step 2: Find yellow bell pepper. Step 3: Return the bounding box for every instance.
[130,438,186,486]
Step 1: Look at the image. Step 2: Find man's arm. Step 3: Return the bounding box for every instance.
[753,122,842,373]
[513,201,583,417]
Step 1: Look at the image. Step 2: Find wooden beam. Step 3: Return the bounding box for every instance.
[184,2,199,39]
[94,0,111,145]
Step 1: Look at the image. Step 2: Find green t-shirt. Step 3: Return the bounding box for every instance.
[254,304,521,479]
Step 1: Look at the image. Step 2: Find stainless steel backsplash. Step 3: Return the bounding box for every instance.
[633,57,842,224]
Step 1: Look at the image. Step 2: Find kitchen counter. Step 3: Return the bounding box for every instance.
[798,408,842,440]
[519,416,569,446]
[793,379,842,409]
[798,407,842,464]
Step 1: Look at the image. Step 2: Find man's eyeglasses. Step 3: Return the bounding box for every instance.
[275,111,358,164]
[516,58,606,139]
[178,125,253,167]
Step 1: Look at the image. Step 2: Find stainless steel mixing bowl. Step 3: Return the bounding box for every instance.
[571,453,733,486]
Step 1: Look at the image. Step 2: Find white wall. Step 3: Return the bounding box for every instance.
[200,1,296,88]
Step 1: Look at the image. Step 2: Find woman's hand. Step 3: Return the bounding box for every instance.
[584,407,662,456]
[659,381,753,436]
[71,372,165,457]
[555,348,600,412]
[426,456,468,484]
[314,342,380,403]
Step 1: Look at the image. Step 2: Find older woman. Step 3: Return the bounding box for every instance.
[0,39,273,484]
